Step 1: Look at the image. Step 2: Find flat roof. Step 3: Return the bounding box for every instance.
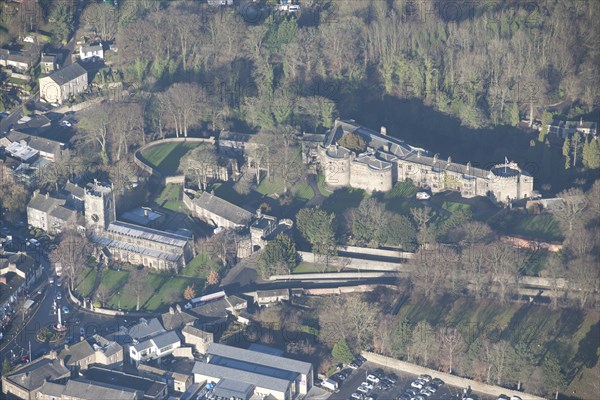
[192,362,291,393]
[207,343,312,376]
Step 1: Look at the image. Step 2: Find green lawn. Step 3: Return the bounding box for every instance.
[181,252,221,279]
[256,176,314,202]
[316,173,333,197]
[98,269,129,294]
[76,268,97,298]
[293,261,336,273]
[384,181,418,199]
[213,182,251,205]
[441,201,472,214]
[489,210,563,242]
[154,184,182,211]
[141,142,201,175]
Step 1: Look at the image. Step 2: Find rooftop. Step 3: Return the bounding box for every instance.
[107,221,189,248]
[121,207,164,227]
[92,235,183,263]
[192,191,253,227]
[67,379,138,400]
[59,340,95,366]
[6,357,69,391]
[207,343,312,376]
[127,318,165,341]
[189,296,247,321]
[46,62,87,86]
[84,366,167,398]
[192,362,291,393]
[161,307,197,330]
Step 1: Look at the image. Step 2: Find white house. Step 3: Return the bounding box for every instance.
[79,44,104,61]
[129,330,181,366]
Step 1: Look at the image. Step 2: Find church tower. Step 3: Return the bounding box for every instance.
[84,180,115,232]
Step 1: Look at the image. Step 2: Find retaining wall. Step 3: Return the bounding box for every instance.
[298,251,410,272]
[362,352,547,400]
[269,272,391,281]
[340,245,415,259]
[134,137,216,179]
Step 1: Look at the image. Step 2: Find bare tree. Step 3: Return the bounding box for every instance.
[130,266,148,311]
[438,327,464,374]
[488,242,522,303]
[82,2,118,40]
[550,188,588,233]
[411,206,435,245]
[50,231,92,292]
[180,144,218,191]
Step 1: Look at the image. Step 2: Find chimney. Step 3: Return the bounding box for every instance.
[417,150,421,158]
[257,208,262,218]
[45,192,49,199]
[64,344,69,351]
[169,306,174,315]
[144,208,149,218]
[580,117,583,126]
[467,161,471,172]
[380,126,387,136]
[447,156,452,164]
[176,304,182,313]
[433,153,437,163]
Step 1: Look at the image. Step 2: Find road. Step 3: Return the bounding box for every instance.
[0,250,128,365]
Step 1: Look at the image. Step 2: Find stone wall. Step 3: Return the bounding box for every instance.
[340,246,414,259]
[362,352,547,400]
[134,137,216,179]
[269,272,392,280]
[298,251,410,272]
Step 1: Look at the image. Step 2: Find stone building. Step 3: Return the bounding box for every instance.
[85,181,194,271]
[58,334,124,372]
[181,325,214,354]
[317,119,534,204]
[39,62,88,104]
[1,353,70,400]
[183,190,252,230]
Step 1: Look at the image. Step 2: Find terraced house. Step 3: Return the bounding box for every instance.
[318,119,534,204]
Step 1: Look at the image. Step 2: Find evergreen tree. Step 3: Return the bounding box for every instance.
[332,338,354,364]
[571,132,583,168]
[509,102,520,126]
[582,137,600,169]
[258,234,299,278]
[562,137,571,169]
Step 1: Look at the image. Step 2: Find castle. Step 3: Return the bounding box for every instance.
[317,119,534,204]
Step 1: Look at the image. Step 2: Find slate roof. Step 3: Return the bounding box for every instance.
[127,318,165,341]
[151,330,180,349]
[92,236,183,263]
[256,289,289,299]
[64,181,85,199]
[89,334,123,358]
[1,253,36,275]
[193,191,253,226]
[213,379,254,399]
[49,205,78,223]
[207,343,312,376]
[189,296,247,320]
[107,221,189,248]
[84,367,166,398]
[28,193,65,213]
[181,325,213,341]
[67,379,138,400]
[81,44,103,53]
[38,381,66,398]
[161,308,197,330]
[192,362,291,393]
[6,358,70,391]
[47,62,87,86]
[59,340,95,366]
[353,153,393,170]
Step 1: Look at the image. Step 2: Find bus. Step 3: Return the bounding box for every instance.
[184,291,226,310]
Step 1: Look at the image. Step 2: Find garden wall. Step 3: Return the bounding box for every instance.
[339,245,415,259]
[297,251,410,272]
[362,352,547,400]
[269,272,391,280]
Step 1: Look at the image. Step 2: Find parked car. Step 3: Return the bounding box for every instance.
[418,374,432,382]
[425,385,437,393]
[349,362,359,369]
[420,388,433,397]
[431,378,444,386]
[373,368,384,378]
[366,374,380,384]
[56,292,62,300]
[405,389,417,397]
[357,355,367,363]
[411,381,424,389]
[356,386,369,394]
[61,306,70,314]
[385,373,398,384]
[351,393,362,400]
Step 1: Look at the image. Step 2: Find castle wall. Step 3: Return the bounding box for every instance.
[318,148,350,188]
[348,162,393,192]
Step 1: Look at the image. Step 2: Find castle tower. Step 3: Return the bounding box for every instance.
[84,180,115,232]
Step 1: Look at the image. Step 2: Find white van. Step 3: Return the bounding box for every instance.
[321,378,338,391]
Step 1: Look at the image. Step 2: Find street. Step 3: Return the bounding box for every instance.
[0,250,128,365]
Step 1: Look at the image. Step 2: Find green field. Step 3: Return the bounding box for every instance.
[141,142,201,175]
[293,261,336,273]
[256,177,314,201]
[76,268,97,298]
[154,184,182,211]
[181,252,221,279]
[316,173,333,197]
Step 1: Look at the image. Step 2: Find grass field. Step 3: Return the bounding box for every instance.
[141,142,201,175]
[76,268,97,298]
[256,177,314,201]
[293,261,337,273]
[316,173,333,197]
[489,210,563,242]
[154,184,182,211]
